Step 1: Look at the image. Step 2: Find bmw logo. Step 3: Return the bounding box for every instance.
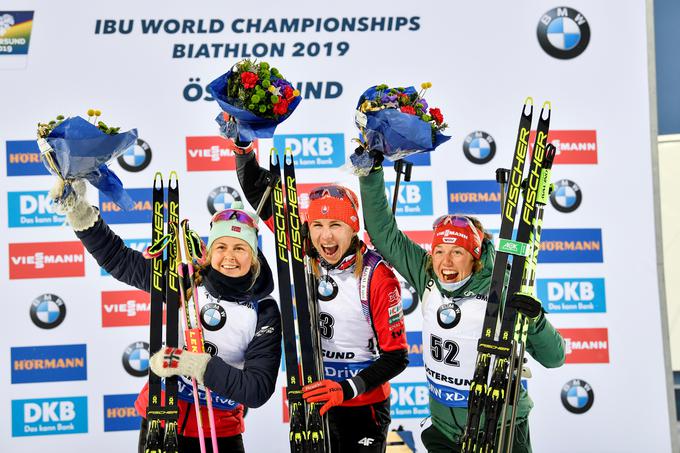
[400,279,419,316]
[561,378,594,414]
[30,293,66,329]
[203,341,218,357]
[317,275,338,301]
[437,302,462,329]
[537,7,590,60]
[122,341,150,377]
[550,179,582,213]
[201,303,227,331]
[118,138,152,172]
[207,186,242,215]
[463,131,496,165]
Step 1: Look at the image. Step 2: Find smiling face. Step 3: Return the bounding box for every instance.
[309,218,356,265]
[432,243,475,283]
[209,236,254,278]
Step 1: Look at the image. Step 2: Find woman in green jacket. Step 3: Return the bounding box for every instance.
[357,165,565,453]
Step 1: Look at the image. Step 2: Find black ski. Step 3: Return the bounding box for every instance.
[461,99,534,453]
[271,150,307,453]
[164,172,180,453]
[145,172,165,453]
[476,102,552,452]
[283,149,329,453]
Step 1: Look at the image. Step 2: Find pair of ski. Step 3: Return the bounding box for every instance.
[145,172,219,453]
[268,148,330,453]
[461,99,557,453]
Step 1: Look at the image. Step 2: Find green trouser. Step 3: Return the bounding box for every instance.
[421,420,532,453]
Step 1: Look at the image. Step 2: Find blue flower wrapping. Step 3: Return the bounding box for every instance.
[352,85,450,172]
[207,69,301,142]
[42,116,137,210]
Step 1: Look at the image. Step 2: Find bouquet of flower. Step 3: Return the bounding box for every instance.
[37,110,137,210]
[350,83,450,175]
[207,59,302,142]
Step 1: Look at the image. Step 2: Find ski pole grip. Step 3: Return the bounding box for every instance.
[403,161,413,182]
[496,168,510,184]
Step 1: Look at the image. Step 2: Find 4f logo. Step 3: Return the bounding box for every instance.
[358,437,374,446]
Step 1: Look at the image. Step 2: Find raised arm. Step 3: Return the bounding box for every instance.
[358,168,431,296]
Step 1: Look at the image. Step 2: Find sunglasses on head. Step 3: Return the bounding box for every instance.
[308,185,357,211]
[210,209,258,230]
[432,214,481,238]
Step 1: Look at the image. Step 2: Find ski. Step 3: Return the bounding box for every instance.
[283,148,329,453]
[164,172,180,453]
[270,150,307,452]
[475,102,552,453]
[144,172,166,453]
[499,143,556,452]
[461,99,534,453]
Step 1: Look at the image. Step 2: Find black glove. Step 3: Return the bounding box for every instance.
[353,146,384,172]
[507,292,543,321]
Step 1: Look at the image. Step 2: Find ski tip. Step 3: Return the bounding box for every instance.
[524,96,534,106]
[541,100,551,112]
[284,147,293,165]
[169,171,178,188]
[153,172,163,189]
[270,147,279,165]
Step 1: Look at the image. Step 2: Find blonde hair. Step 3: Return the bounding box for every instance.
[187,245,261,300]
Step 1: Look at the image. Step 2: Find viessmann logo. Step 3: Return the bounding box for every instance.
[102,290,153,327]
[186,136,260,171]
[559,328,609,364]
[9,242,85,279]
[530,130,598,164]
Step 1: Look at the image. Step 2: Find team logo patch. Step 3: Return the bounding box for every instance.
[203,341,218,357]
[561,378,594,414]
[200,303,227,331]
[117,138,152,172]
[400,279,419,315]
[122,341,149,377]
[30,293,66,329]
[206,186,242,214]
[537,7,590,60]
[437,302,461,329]
[317,275,338,301]
[550,179,582,213]
[463,131,496,164]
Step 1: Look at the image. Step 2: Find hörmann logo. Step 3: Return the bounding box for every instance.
[406,332,424,367]
[447,180,501,215]
[537,278,606,314]
[11,344,87,383]
[6,140,49,176]
[186,136,259,171]
[559,328,609,364]
[102,290,153,327]
[273,134,345,168]
[530,130,598,164]
[99,188,154,224]
[538,229,603,263]
[386,181,433,216]
[12,396,88,437]
[9,242,85,279]
[390,382,429,418]
[8,191,65,228]
[103,394,141,432]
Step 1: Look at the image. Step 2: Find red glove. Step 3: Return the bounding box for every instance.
[302,379,345,416]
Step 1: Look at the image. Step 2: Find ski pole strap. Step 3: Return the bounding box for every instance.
[144,234,173,259]
[359,249,383,324]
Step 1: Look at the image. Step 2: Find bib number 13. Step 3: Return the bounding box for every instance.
[430,334,460,367]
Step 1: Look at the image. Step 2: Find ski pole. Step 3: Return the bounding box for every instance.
[392,159,413,214]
